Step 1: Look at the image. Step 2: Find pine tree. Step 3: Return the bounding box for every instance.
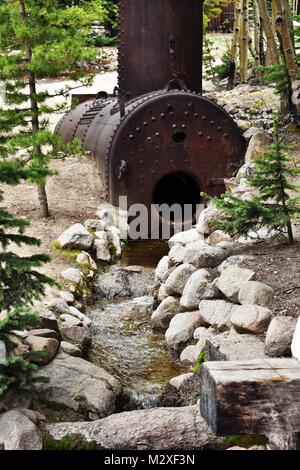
[0,160,55,397]
[0,0,104,217]
[212,116,300,244]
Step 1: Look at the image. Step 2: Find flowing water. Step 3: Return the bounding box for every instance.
[87,241,186,408]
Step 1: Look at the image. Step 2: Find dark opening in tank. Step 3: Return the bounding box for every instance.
[152,172,201,224]
[173,131,186,143]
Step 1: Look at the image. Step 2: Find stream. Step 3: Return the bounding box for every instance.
[87,241,187,408]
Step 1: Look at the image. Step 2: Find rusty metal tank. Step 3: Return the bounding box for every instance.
[55,0,245,236]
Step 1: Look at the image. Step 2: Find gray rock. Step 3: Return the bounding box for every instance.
[155,256,170,282]
[217,255,255,273]
[0,340,6,365]
[25,336,59,365]
[230,304,273,334]
[236,162,255,182]
[243,126,261,139]
[196,205,226,235]
[59,314,83,327]
[164,263,197,296]
[59,325,91,351]
[206,330,266,361]
[165,311,202,350]
[265,316,297,357]
[180,269,211,310]
[168,244,187,266]
[61,268,84,286]
[157,284,168,302]
[46,405,223,450]
[76,251,97,270]
[107,226,122,257]
[180,327,215,365]
[59,291,75,304]
[25,329,60,341]
[216,265,256,302]
[84,219,106,232]
[69,306,92,327]
[244,130,271,163]
[15,408,46,425]
[199,300,235,330]
[238,281,274,306]
[60,341,82,357]
[47,298,70,315]
[0,410,42,450]
[36,310,59,332]
[151,296,182,330]
[94,233,111,262]
[57,223,94,251]
[188,244,229,268]
[169,373,194,390]
[202,279,223,300]
[95,266,154,299]
[168,228,203,248]
[36,353,121,418]
[207,230,231,246]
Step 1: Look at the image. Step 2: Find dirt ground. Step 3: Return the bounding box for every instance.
[2,156,106,287]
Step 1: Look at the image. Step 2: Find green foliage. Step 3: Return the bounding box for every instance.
[86,35,116,47]
[225,434,268,449]
[257,63,289,96]
[43,434,101,450]
[192,351,206,373]
[204,38,231,81]
[212,117,300,244]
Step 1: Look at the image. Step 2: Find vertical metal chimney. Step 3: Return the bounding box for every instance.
[117,0,204,101]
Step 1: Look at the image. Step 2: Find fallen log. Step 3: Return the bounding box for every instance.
[46,405,224,450]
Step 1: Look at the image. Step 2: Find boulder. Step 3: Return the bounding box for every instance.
[164,263,197,296]
[35,353,121,419]
[46,405,223,450]
[244,130,271,163]
[107,226,122,257]
[206,330,266,361]
[180,327,215,365]
[151,296,182,330]
[243,126,261,140]
[60,341,82,357]
[216,265,256,302]
[265,316,297,357]
[47,298,70,315]
[61,268,84,286]
[59,314,82,327]
[168,244,187,266]
[180,269,211,310]
[196,205,225,235]
[236,162,255,183]
[199,300,235,330]
[0,410,42,450]
[230,304,273,334]
[187,244,229,269]
[0,340,6,365]
[68,306,92,327]
[76,251,97,270]
[238,281,274,306]
[155,256,170,282]
[59,325,91,351]
[59,291,75,304]
[25,329,60,341]
[207,230,231,246]
[84,219,106,232]
[57,223,93,251]
[169,373,194,390]
[217,255,255,273]
[165,311,202,350]
[157,284,168,302]
[36,310,59,332]
[94,232,111,262]
[168,228,203,248]
[24,336,59,365]
[202,279,222,300]
[95,266,154,299]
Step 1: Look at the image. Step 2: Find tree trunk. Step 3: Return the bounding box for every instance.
[239,0,249,83]
[256,0,280,65]
[227,0,242,90]
[19,0,49,218]
[252,0,261,68]
[274,0,300,116]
